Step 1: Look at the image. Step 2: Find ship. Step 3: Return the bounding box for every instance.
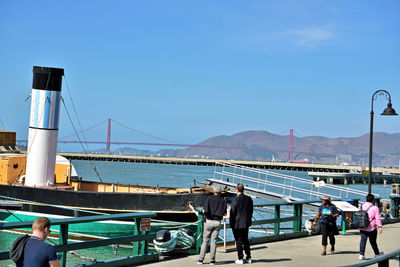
[0,66,223,236]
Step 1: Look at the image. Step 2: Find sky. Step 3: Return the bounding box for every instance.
[0,0,399,151]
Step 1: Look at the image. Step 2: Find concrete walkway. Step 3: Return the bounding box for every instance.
[145,222,400,267]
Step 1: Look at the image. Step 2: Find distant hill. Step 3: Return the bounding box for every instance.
[87,131,400,167]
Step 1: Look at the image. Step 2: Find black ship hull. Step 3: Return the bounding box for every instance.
[0,184,211,222]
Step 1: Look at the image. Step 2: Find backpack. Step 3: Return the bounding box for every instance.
[9,234,30,264]
[352,204,374,228]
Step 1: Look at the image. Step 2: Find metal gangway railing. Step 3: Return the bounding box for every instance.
[209,162,374,202]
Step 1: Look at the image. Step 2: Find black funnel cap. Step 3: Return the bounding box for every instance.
[32,66,64,91]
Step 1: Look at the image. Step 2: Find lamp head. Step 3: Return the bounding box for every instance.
[381,102,398,116]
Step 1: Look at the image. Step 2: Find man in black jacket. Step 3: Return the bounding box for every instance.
[230,183,253,264]
[197,186,227,265]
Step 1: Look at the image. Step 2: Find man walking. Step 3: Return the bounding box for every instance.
[230,183,253,264]
[359,194,383,260]
[19,217,60,267]
[197,186,227,265]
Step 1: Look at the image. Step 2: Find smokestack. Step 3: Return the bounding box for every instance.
[25,66,64,187]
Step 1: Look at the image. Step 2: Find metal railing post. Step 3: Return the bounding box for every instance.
[196,213,204,254]
[378,258,389,267]
[59,223,68,267]
[274,205,280,235]
[293,204,302,232]
[133,218,146,255]
[341,211,347,234]
[390,196,399,218]
[223,219,227,248]
[375,197,382,212]
[58,224,68,267]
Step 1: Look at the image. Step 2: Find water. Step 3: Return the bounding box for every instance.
[71,160,393,199]
[0,160,394,266]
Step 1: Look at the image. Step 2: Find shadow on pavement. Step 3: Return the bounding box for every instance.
[217,258,292,264]
[330,251,359,255]
[250,245,268,251]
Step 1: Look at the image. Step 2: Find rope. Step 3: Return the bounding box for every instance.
[0,118,5,129]
[0,195,107,215]
[61,98,103,182]
[63,76,91,151]
[2,94,31,127]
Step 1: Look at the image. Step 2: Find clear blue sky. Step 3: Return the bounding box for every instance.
[1,1,399,149]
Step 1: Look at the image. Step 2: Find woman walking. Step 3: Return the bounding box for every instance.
[359,194,383,260]
[313,195,339,255]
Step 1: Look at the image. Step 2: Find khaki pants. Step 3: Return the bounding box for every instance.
[198,219,221,262]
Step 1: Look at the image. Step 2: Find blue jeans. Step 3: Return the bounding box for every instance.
[360,229,379,256]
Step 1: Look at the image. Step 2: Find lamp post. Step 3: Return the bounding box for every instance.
[368,90,397,194]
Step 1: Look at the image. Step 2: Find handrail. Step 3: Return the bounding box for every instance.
[0,212,157,267]
[217,162,374,196]
[0,212,154,230]
[217,170,334,199]
[338,248,400,267]
[214,162,372,201]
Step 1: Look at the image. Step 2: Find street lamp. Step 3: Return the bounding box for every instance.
[368,90,397,194]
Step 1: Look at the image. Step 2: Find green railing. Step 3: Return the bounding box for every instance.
[0,212,158,267]
[194,196,400,252]
[390,195,400,219]
[339,248,400,267]
[195,199,320,252]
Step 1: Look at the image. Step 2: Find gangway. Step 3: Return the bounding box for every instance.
[206,162,374,210]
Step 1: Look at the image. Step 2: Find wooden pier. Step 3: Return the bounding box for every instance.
[58,152,400,174]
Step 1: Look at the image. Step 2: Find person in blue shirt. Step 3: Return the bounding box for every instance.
[313,195,339,256]
[19,217,61,267]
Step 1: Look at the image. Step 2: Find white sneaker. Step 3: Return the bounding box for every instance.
[246,258,252,264]
[374,252,384,258]
[235,259,244,264]
[359,255,366,261]
[197,260,204,265]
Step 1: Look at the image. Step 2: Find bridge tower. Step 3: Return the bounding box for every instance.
[106,118,111,154]
[289,129,293,162]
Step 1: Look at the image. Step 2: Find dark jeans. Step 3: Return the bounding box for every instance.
[320,223,336,246]
[360,229,380,256]
[232,228,251,260]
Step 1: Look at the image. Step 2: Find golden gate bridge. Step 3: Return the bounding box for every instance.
[17,118,336,160]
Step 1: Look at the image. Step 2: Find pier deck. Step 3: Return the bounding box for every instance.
[58,152,400,174]
[145,222,400,267]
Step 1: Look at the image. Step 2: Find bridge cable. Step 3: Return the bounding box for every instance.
[59,119,108,141]
[111,119,184,144]
[61,98,103,182]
